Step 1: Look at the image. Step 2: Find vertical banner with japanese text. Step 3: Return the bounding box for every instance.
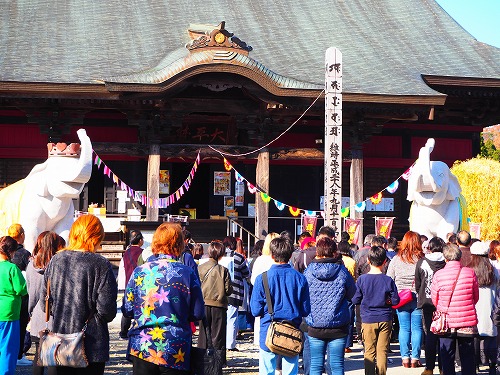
[324,47,343,237]
[374,217,395,239]
[344,218,362,246]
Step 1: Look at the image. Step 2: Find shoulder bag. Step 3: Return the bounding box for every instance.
[262,271,303,357]
[430,269,461,335]
[37,280,90,368]
[190,317,224,375]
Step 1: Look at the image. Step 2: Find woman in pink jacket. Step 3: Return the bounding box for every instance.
[431,243,479,375]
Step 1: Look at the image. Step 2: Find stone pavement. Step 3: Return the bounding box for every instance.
[15,311,490,374]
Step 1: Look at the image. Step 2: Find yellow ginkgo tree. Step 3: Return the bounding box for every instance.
[451,157,500,240]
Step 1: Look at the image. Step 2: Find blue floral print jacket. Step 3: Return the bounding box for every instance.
[123,254,205,370]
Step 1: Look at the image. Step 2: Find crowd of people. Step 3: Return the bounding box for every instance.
[2,216,500,375]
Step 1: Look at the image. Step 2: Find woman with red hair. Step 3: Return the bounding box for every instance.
[387,231,425,368]
[123,222,205,374]
[41,215,118,375]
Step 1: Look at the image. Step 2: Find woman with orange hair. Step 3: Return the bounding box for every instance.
[123,222,205,374]
[387,231,425,368]
[40,215,118,375]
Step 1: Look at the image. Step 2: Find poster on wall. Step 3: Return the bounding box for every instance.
[235,181,245,207]
[224,196,234,211]
[214,172,231,195]
[159,170,170,194]
[248,203,255,217]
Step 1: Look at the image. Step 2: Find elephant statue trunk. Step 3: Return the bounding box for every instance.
[407,138,466,240]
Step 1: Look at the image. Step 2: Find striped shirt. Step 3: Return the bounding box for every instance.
[220,249,251,307]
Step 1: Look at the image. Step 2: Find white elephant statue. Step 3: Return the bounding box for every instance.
[407,138,468,240]
[0,129,93,251]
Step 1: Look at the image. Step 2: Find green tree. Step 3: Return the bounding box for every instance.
[479,134,500,161]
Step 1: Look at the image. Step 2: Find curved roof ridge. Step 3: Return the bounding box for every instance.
[100,48,321,90]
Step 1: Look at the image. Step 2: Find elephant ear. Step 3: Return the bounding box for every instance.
[447,172,462,200]
[26,160,49,197]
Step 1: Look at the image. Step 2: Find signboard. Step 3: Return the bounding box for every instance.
[324,47,343,236]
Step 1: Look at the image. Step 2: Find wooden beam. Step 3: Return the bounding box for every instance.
[255,150,269,239]
[146,144,160,221]
[92,143,327,160]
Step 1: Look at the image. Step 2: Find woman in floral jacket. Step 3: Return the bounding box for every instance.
[123,223,205,374]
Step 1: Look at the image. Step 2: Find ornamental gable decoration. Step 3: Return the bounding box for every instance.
[186,21,252,55]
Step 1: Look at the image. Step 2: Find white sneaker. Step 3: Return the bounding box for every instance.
[16,355,32,366]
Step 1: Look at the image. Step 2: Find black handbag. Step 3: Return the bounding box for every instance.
[190,317,224,375]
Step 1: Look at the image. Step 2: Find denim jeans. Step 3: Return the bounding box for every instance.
[259,348,298,375]
[346,302,355,348]
[302,332,311,375]
[308,335,347,375]
[226,304,238,349]
[396,299,423,360]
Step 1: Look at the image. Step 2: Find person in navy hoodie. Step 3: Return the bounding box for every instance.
[352,246,399,375]
[251,236,311,375]
[303,237,356,375]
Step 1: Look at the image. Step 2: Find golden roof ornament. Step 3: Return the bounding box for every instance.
[186,21,252,55]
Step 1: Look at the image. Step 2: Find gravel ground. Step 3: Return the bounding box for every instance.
[15,311,260,375]
[14,310,493,375]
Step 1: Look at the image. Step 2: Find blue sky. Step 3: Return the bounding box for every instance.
[435,0,500,48]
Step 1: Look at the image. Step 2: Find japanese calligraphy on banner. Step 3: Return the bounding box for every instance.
[344,218,362,246]
[374,217,395,239]
[324,47,343,236]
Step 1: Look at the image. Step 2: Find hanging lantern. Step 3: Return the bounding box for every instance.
[370,192,383,205]
[260,192,271,203]
[387,180,399,194]
[341,207,350,217]
[274,200,285,211]
[223,158,232,171]
[289,206,300,217]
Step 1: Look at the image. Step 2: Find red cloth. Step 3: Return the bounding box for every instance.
[123,245,143,282]
[431,261,479,328]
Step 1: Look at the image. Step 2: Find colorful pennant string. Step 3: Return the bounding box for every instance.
[218,156,417,217]
[92,147,417,217]
[92,150,201,209]
[260,192,271,203]
[386,180,399,194]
